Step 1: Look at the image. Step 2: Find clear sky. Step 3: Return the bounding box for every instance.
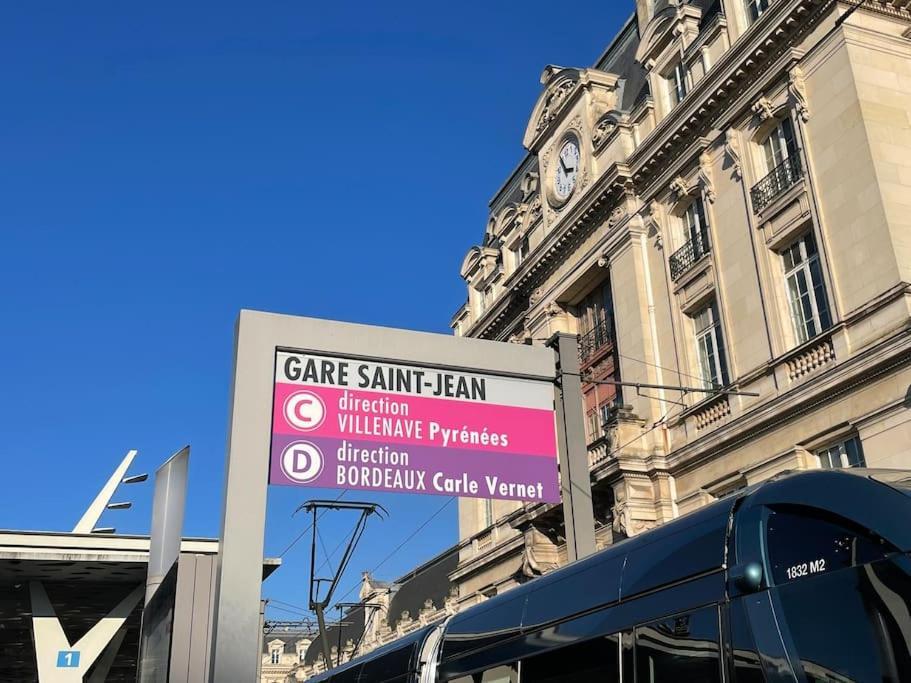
[0,1,630,624]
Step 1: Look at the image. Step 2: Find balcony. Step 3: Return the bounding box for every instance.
[669,233,711,281]
[750,154,803,213]
[579,318,612,364]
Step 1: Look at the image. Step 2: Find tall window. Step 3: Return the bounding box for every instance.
[782,233,831,344]
[693,302,729,388]
[668,60,688,108]
[579,280,615,362]
[745,0,771,25]
[481,284,494,311]
[762,117,797,175]
[587,402,614,442]
[683,198,711,258]
[271,650,280,665]
[516,235,530,266]
[818,436,865,469]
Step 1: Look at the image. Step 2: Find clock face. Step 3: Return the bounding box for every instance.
[554,138,580,201]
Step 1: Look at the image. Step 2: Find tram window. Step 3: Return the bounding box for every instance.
[635,605,721,683]
[776,559,911,682]
[728,600,763,683]
[449,663,518,683]
[766,506,898,585]
[522,632,620,683]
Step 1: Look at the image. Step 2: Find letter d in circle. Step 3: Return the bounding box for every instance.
[280,441,324,484]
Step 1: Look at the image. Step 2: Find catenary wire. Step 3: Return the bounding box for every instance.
[277,488,349,558]
[334,496,456,606]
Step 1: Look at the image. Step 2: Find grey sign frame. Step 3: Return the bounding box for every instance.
[209,310,565,681]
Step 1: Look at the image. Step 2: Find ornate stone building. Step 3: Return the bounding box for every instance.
[452,0,911,605]
[263,547,459,682]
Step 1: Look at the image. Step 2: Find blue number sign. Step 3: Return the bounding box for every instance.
[56,650,80,668]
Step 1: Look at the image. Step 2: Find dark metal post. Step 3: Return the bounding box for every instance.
[547,333,597,562]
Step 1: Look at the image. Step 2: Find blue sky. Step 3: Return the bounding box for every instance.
[0,1,629,621]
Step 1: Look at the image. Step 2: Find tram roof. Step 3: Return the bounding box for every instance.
[306,623,438,683]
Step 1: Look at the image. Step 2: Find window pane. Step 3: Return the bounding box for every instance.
[818,437,865,469]
[844,436,865,467]
[765,506,898,585]
[635,606,721,683]
[522,633,620,683]
[714,316,730,385]
[808,257,832,330]
[786,273,809,344]
[698,333,719,386]
[818,447,837,468]
[775,558,911,682]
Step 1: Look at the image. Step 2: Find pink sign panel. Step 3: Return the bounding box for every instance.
[269,351,559,503]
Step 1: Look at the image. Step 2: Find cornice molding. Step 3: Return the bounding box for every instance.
[629,0,836,192]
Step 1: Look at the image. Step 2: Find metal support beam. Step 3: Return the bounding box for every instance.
[547,333,597,562]
[73,450,138,533]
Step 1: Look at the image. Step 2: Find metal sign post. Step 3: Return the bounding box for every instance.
[547,333,597,562]
[210,310,559,682]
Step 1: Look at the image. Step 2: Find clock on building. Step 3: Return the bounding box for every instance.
[553,136,581,202]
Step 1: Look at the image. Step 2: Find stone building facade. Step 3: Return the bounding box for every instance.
[263,547,459,682]
[452,0,911,606]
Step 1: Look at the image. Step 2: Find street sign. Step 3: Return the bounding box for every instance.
[210,311,563,682]
[269,351,559,502]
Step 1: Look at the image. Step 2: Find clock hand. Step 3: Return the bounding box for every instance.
[559,157,568,174]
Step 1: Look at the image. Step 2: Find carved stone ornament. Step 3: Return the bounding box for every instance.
[535,77,578,134]
[669,176,689,201]
[611,501,630,537]
[544,302,562,318]
[724,129,742,179]
[698,151,716,203]
[520,171,539,201]
[642,202,663,251]
[788,66,810,123]
[592,115,618,149]
[609,205,626,227]
[528,194,542,221]
[528,286,546,306]
[752,96,775,122]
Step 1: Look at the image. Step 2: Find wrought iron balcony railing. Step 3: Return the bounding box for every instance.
[579,317,612,363]
[669,233,711,281]
[750,153,803,213]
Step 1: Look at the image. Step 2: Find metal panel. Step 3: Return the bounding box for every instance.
[521,550,624,630]
[146,447,189,605]
[620,501,733,600]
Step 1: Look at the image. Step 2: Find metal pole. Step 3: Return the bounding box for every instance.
[255,600,266,683]
[587,378,760,397]
[315,605,333,670]
[547,333,597,562]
